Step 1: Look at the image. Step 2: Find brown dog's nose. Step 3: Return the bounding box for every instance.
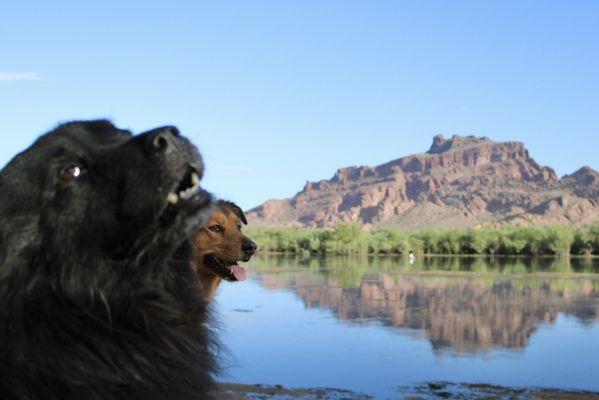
[242,240,257,255]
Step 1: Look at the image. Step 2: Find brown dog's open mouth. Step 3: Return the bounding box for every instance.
[204,255,247,282]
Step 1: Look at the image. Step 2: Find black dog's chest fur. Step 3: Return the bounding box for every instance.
[0,244,216,400]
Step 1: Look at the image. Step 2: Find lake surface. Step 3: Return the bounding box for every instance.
[215,255,599,399]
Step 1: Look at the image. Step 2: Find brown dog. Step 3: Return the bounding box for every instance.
[193,200,257,301]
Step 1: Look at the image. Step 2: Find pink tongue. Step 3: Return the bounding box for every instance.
[227,263,246,281]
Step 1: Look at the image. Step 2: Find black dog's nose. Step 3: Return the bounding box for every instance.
[144,126,180,155]
[242,240,257,255]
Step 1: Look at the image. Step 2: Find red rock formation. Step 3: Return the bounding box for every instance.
[247,135,599,229]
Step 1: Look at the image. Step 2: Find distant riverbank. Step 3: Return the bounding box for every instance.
[247,224,599,256]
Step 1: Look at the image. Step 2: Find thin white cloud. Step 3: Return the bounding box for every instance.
[0,72,43,82]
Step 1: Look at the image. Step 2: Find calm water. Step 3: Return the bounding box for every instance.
[215,256,599,399]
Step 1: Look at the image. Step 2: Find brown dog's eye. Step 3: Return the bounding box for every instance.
[59,166,83,182]
[208,225,224,233]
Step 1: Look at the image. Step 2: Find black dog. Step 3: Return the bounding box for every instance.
[0,120,217,399]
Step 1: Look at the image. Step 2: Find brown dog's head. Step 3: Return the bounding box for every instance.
[194,200,257,282]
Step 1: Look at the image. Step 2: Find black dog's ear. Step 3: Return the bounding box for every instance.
[218,200,248,225]
[58,119,132,136]
[80,119,119,133]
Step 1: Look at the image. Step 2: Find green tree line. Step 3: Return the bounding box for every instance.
[246,224,599,256]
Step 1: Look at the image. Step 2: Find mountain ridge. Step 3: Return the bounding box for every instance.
[247,135,599,229]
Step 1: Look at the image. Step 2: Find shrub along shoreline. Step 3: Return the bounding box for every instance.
[246,224,599,256]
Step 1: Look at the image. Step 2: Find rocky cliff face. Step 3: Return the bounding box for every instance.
[247,135,599,229]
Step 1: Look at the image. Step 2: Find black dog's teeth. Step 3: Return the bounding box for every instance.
[167,167,201,205]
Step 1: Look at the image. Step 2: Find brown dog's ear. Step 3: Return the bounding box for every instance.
[218,200,248,225]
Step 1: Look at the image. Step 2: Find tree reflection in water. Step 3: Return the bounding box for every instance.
[251,255,599,354]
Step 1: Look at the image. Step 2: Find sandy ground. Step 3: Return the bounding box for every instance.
[219,382,599,400]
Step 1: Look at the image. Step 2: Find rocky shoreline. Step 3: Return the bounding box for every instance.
[219,382,599,399]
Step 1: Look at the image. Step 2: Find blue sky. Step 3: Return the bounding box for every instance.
[1,1,598,210]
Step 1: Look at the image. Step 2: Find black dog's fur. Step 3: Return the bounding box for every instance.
[0,121,218,399]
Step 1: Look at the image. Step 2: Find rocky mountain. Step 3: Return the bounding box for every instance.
[247,134,599,229]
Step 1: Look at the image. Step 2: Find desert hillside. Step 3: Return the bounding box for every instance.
[247,135,599,229]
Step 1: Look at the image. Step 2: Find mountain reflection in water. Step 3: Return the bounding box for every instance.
[251,255,599,354]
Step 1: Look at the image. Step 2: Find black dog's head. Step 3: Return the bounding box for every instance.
[0,120,214,280]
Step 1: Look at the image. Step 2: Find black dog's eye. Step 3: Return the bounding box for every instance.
[208,225,224,233]
[59,166,83,182]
